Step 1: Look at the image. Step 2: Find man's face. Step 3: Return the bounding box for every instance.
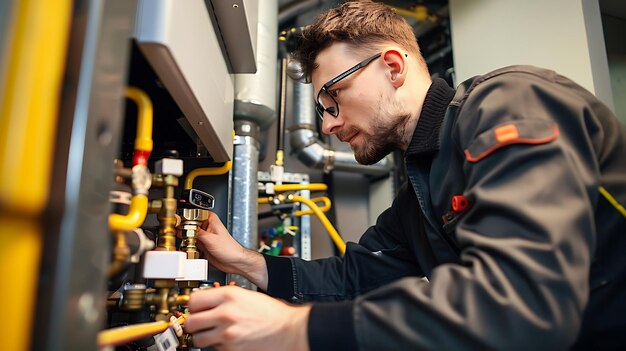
[312,43,410,165]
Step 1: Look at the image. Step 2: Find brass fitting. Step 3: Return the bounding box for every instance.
[119,284,147,311]
[107,291,121,310]
[156,197,178,251]
[153,174,180,251]
[146,280,175,321]
[179,208,209,222]
[163,174,178,190]
[145,281,191,321]
[107,231,131,278]
[113,159,132,184]
[176,208,207,291]
[177,208,209,259]
[172,293,190,307]
[151,173,164,187]
[148,199,162,214]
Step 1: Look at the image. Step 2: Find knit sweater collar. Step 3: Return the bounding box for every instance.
[406,78,455,157]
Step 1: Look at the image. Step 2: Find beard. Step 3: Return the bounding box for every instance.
[352,94,411,165]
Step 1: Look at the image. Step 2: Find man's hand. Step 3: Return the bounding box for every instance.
[185,286,311,351]
[195,212,268,290]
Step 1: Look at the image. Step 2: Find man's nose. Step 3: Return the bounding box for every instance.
[321,114,342,135]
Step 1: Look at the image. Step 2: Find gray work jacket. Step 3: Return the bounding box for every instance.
[264,66,626,350]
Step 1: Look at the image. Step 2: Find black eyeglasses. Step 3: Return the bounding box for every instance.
[315,52,382,120]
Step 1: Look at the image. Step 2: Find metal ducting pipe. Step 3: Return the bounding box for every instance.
[290,79,393,176]
[230,121,260,289]
[230,0,278,290]
[233,0,278,130]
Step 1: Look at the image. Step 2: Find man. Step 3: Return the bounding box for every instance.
[184,1,626,350]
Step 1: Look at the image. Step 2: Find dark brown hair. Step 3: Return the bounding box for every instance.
[292,0,424,82]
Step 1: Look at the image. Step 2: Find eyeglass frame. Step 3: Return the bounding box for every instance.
[315,52,382,120]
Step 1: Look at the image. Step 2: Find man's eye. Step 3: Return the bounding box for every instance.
[329,89,339,97]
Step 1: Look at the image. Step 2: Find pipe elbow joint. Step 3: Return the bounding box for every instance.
[109,194,149,231]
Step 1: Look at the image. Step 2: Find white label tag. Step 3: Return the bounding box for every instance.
[154,327,179,351]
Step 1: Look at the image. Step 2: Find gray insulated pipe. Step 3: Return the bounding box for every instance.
[290,80,393,176]
[230,0,278,290]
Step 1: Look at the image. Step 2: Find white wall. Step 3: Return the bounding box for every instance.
[449,0,615,111]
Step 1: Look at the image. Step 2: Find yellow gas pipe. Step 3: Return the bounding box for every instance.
[295,196,331,216]
[108,195,149,231]
[183,131,234,190]
[274,183,327,192]
[292,195,346,254]
[98,314,187,348]
[108,87,153,231]
[184,161,233,190]
[258,196,332,216]
[127,86,153,166]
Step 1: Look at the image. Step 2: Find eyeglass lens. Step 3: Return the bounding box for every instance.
[317,89,338,119]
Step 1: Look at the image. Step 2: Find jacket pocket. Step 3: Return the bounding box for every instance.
[464,120,559,163]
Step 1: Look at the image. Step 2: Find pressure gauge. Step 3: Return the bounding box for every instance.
[179,189,215,210]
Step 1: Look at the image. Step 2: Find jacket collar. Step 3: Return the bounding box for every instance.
[406,78,455,157]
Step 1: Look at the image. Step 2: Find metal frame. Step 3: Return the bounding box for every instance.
[33,1,137,349]
[257,171,312,261]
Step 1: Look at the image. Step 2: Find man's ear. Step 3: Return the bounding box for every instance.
[382,49,407,88]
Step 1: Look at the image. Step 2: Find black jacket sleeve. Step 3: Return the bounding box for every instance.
[264,181,424,303]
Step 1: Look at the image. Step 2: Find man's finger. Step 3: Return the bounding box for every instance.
[189,325,224,348]
[184,308,221,333]
[188,288,229,313]
[200,218,210,231]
